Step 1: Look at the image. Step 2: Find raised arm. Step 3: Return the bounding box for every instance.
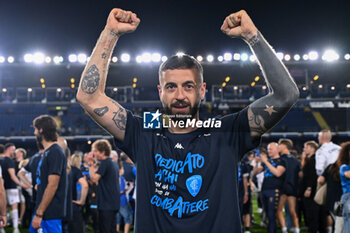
[221,10,299,139]
[76,8,140,141]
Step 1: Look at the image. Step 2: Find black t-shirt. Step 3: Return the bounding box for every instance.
[0,156,17,189]
[323,164,343,212]
[114,107,260,233]
[238,161,251,198]
[281,154,301,193]
[35,144,67,220]
[96,158,120,211]
[123,162,136,182]
[262,157,286,191]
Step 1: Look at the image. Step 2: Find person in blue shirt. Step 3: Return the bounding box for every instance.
[254,143,286,233]
[77,8,299,233]
[338,142,350,232]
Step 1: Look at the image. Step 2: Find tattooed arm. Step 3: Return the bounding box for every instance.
[76,8,140,141]
[221,10,299,139]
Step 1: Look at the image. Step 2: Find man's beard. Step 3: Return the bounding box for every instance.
[36,134,44,149]
[163,99,200,121]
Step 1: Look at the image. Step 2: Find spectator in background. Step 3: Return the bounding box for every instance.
[339,142,350,233]
[18,159,32,228]
[0,144,7,229]
[15,148,27,226]
[254,142,286,233]
[69,154,88,233]
[300,141,326,233]
[316,130,341,176]
[117,164,133,233]
[277,138,301,233]
[0,143,30,233]
[89,139,119,233]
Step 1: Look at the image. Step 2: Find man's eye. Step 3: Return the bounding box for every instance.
[185,85,194,89]
[166,85,176,90]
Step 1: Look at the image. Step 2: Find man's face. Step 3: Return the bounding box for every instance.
[278,143,285,153]
[267,143,278,158]
[158,69,206,119]
[34,127,43,145]
[318,132,323,145]
[6,146,16,157]
[15,150,23,160]
[92,147,104,161]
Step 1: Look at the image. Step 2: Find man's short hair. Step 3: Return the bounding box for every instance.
[33,115,58,142]
[0,144,4,154]
[158,54,203,84]
[305,140,319,151]
[4,143,15,151]
[278,138,293,150]
[92,139,112,157]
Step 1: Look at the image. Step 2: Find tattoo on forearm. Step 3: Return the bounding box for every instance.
[81,65,100,94]
[247,32,260,47]
[93,106,109,117]
[110,30,118,37]
[248,109,267,136]
[101,52,107,59]
[264,105,277,116]
[112,108,126,131]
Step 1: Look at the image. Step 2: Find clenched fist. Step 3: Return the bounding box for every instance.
[221,10,258,41]
[105,8,140,36]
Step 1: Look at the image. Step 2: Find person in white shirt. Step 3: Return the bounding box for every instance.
[0,164,7,229]
[315,130,341,176]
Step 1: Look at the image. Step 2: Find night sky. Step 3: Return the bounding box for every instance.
[0,0,349,58]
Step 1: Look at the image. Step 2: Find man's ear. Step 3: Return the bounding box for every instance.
[200,82,206,100]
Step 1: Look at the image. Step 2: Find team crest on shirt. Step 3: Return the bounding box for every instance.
[186,175,202,197]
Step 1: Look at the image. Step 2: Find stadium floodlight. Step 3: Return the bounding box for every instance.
[223,52,232,61]
[293,54,301,61]
[233,86,238,90]
[347,84,350,88]
[302,54,309,60]
[28,88,32,92]
[53,56,61,64]
[7,56,14,63]
[345,54,350,60]
[331,86,335,91]
[233,53,240,61]
[284,54,291,61]
[196,55,203,62]
[24,53,33,63]
[0,56,5,63]
[2,88,7,92]
[141,52,152,63]
[302,87,307,91]
[276,52,284,60]
[45,56,51,64]
[249,55,256,62]
[136,55,142,63]
[161,56,168,62]
[77,53,87,63]
[68,54,78,63]
[176,52,185,57]
[318,84,323,89]
[151,53,161,62]
[241,53,248,61]
[113,88,118,92]
[57,88,62,92]
[217,56,224,62]
[262,85,267,90]
[33,52,45,64]
[206,55,214,62]
[121,53,130,63]
[308,51,318,60]
[322,50,339,62]
[112,56,118,63]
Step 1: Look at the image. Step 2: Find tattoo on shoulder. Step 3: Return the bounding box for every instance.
[81,65,100,94]
[112,108,126,131]
[93,106,109,117]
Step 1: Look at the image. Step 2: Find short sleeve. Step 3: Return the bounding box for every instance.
[75,168,84,181]
[7,158,15,169]
[0,165,2,178]
[340,165,350,178]
[219,107,261,159]
[114,110,143,162]
[96,160,107,177]
[47,148,65,176]
[278,158,286,168]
